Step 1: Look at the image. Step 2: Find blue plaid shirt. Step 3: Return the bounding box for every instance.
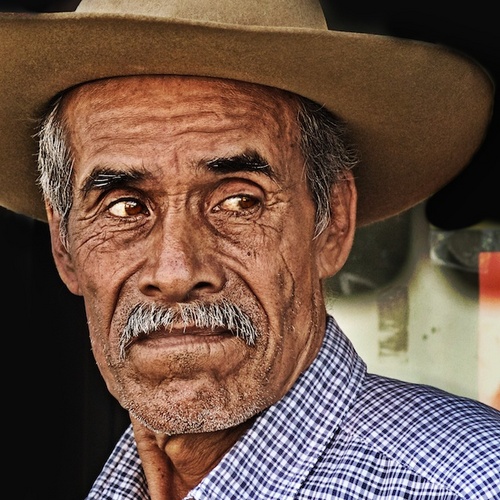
[87,315,500,499]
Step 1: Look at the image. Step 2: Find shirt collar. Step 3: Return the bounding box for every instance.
[189,315,366,499]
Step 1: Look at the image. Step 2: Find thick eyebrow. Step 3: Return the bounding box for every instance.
[205,152,275,179]
[81,168,147,196]
[80,152,274,196]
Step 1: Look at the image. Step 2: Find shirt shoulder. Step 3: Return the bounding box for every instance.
[341,374,500,497]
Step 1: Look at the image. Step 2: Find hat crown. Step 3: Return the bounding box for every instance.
[76,0,328,29]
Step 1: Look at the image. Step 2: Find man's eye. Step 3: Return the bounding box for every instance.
[108,199,148,217]
[217,195,259,214]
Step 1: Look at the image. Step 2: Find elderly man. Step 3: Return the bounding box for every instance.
[1,1,499,499]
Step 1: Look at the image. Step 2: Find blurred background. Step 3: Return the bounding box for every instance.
[1,1,498,499]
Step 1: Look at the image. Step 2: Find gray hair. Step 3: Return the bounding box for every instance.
[36,91,358,244]
[121,299,258,360]
[296,97,358,236]
[37,93,73,245]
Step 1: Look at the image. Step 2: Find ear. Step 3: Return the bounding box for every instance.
[45,203,82,296]
[315,171,357,279]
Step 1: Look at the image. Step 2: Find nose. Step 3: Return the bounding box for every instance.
[137,215,225,303]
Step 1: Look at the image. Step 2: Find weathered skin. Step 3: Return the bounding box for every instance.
[46,75,356,499]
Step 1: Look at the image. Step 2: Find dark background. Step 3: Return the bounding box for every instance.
[1,1,498,499]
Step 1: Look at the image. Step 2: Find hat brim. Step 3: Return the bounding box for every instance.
[0,12,494,225]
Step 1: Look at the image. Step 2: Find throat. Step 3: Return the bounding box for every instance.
[132,416,255,499]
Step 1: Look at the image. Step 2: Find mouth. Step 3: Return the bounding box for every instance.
[125,326,235,352]
[119,300,259,360]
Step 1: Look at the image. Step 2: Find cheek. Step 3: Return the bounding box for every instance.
[263,226,323,341]
[88,327,120,397]
[233,201,318,300]
[83,283,137,401]
[69,230,143,356]
[70,224,141,294]
[242,229,318,328]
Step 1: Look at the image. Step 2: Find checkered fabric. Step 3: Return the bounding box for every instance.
[87,316,500,499]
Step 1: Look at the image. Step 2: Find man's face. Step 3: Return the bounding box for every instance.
[50,75,346,434]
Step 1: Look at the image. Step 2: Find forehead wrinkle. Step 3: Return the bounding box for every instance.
[62,76,302,189]
[62,76,301,143]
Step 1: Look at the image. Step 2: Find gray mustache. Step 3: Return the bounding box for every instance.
[120,299,259,359]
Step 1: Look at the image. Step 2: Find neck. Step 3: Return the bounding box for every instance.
[131,416,255,500]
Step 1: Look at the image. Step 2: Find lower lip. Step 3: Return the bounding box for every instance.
[132,331,234,350]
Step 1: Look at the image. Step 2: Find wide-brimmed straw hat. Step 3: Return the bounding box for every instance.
[0,0,494,225]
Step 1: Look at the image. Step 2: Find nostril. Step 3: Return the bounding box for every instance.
[193,281,217,291]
